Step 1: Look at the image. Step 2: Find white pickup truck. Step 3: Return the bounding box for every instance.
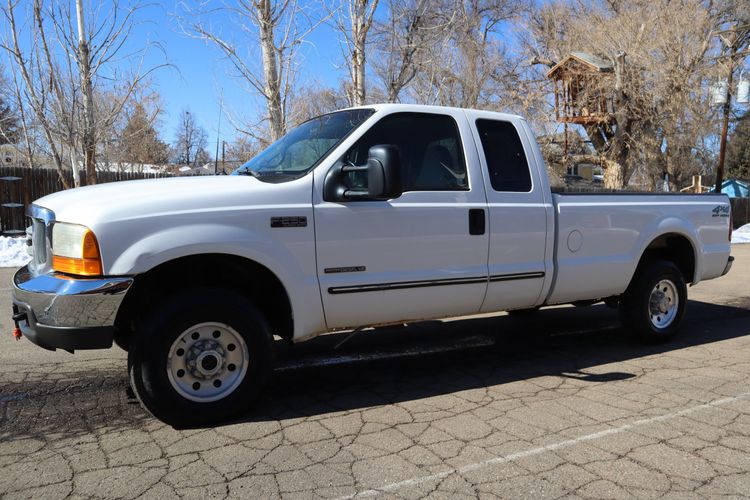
[12,104,733,426]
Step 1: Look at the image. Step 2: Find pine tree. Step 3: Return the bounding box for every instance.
[0,96,20,145]
[120,103,169,165]
[727,110,750,181]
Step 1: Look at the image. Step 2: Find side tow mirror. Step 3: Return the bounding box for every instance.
[323,144,403,202]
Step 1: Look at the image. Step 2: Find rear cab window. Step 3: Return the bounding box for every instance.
[475,119,532,193]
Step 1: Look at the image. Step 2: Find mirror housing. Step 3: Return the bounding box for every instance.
[324,145,403,202]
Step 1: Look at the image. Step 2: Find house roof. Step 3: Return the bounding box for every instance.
[547,52,614,78]
[722,178,750,198]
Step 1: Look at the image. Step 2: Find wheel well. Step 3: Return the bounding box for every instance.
[114,254,293,350]
[637,233,695,284]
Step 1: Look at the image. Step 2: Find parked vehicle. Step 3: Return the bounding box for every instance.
[12,104,734,426]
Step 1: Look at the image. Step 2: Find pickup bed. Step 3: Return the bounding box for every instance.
[12,104,733,426]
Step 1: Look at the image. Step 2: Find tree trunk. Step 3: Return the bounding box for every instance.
[348,0,378,107]
[351,36,366,106]
[256,0,284,141]
[76,0,96,186]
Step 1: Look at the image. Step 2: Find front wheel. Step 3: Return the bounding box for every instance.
[128,288,272,427]
[619,260,687,343]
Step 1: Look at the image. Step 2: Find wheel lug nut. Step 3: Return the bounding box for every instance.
[227,343,236,352]
[213,380,222,388]
[176,369,185,378]
[192,382,200,390]
[228,363,236,372]
[176,348,185,356]
[191,332,199,340]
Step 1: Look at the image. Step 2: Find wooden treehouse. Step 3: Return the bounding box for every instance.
[547,52,614,125]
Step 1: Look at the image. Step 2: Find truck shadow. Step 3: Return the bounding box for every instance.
[1,298,748,438]
[242,297,750,424]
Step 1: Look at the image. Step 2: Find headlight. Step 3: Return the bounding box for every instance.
[52,223,103,276]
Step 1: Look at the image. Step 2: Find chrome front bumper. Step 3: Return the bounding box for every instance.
[12,265,133,351]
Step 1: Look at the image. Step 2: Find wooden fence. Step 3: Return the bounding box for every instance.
[0,166,171,236]
[731,198,750,230]
[1,166,748,235]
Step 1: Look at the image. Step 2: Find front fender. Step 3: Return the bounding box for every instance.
[107,223,298,276]
[104,223,326,341]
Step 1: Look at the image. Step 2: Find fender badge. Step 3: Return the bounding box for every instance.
[270,216,307,228]
[324,266,366,274]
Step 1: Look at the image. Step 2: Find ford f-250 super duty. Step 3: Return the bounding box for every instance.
[12,104,733,426]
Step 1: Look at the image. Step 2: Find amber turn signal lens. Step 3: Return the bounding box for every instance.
[52,255,103,276]
[81,230,100,259]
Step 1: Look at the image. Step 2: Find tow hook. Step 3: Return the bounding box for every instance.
[11,308,27,340]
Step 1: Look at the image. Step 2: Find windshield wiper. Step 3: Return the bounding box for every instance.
[236,169,260,178]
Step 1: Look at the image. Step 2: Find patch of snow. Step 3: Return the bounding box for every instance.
[732,223,750,244]
[0,236,31,268]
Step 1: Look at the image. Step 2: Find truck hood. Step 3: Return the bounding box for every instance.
[34,175,307,228]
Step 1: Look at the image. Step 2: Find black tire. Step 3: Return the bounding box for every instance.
[619,259,686,343]
[128,287,273,427]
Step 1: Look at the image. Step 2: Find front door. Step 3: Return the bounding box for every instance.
[313,110,490,329]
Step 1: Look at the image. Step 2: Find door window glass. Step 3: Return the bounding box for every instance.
[342,113,468,191]
[476,119,532,192]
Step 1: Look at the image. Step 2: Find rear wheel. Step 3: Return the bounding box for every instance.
[619,260,686,343]
[128,287,272,427]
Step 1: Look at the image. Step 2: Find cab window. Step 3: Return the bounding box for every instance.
[475,119,532,192]
[342,113,468,191]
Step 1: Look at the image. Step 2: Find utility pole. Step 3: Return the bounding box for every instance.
[214,104,222,175]
[221,141,226,174]
[714,24,750,193]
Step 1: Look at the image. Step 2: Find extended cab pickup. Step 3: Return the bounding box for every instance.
[12,104,733,426]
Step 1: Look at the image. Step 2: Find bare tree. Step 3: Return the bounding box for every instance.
[226,134,260,167]
[183,1,324,143]
[371,0,443,102]
[1,60,40,174]
[403,0,521,108]
[330,0,379,106]
[523,0,748,189]
[74,0,95,185]
[173,109,209,168]
[1,0,164,187]
[288,82,350,124]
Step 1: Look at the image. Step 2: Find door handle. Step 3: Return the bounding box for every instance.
[469,208,485,235]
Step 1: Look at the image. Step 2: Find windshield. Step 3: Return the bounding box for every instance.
[233,108,374,182]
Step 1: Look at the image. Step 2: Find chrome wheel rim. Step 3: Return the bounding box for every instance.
[648,279,678,329]
[167,322,249,403]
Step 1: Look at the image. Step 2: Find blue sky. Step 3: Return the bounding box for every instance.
[132,2,353,149]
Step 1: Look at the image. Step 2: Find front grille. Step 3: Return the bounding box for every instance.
[26,205,55,276]
[32,218,47,267]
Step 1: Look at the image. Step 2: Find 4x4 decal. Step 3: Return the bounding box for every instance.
[712,205,730,217]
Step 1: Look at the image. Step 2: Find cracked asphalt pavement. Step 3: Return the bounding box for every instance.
[2,245,750,499]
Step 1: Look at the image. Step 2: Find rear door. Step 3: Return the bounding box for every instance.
[313,110,490,329]
[468,114,549,312]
